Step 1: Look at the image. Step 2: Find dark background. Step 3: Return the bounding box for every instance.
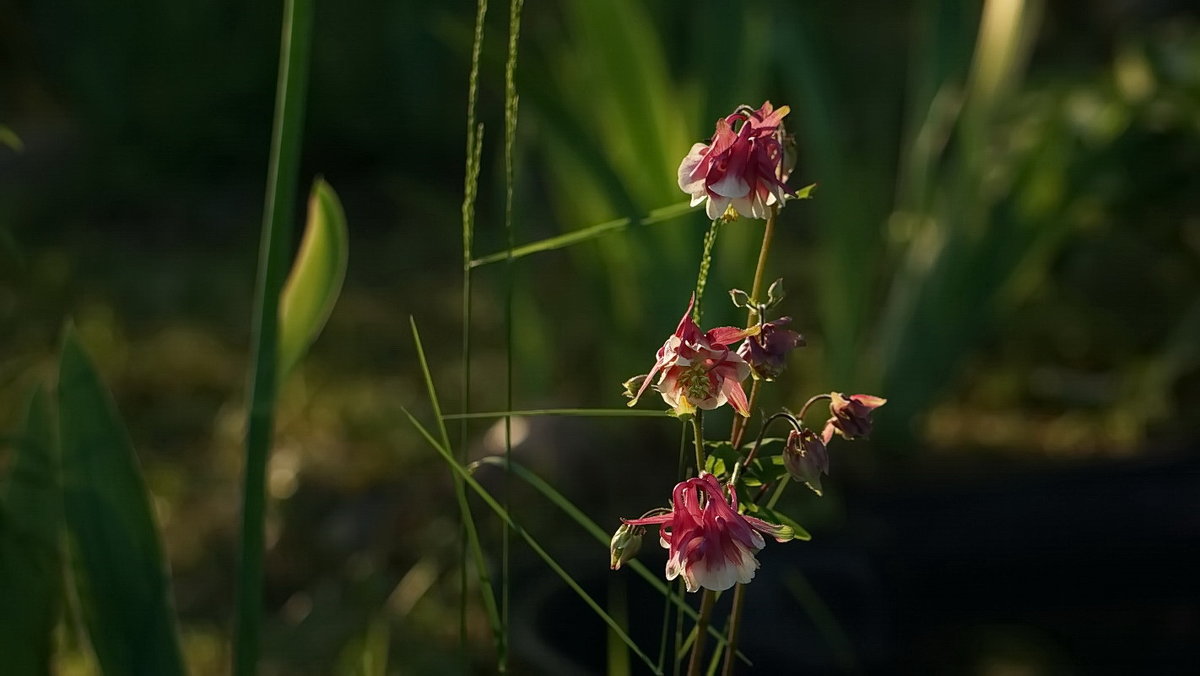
[2,0,1199,673]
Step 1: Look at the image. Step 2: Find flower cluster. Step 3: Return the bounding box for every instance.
[610,102,887,600]
[678,101,797,221]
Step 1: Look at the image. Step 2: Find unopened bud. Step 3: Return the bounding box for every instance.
[609,523,644,570]
[783,428,829,496]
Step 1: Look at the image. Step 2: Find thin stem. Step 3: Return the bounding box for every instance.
[686,590,717,676]
[729,206,778,449]
[459,0,488,652]
[797,393,833,423]
[500,0,524,669]
[719,585,746,676]
[692,219,721,322]
[691,412,705,475]
[719,204,779,674]
[741,411,802,469]
[233,0,314,672]
[660,422,689,673]
[747,206,778,325]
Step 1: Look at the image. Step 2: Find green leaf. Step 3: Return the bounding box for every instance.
[58,327,184,676]
[0,124,22,152]
[0,387,60,675]
[793,182,817,200]
[743,503,812,542]
[471,201,696,267]
[278,178,349,381]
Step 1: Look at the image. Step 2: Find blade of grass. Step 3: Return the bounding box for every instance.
[234,0,316,671]
[443,408,671,420]
[471,201,696,267]
[403,409,662,674]
[410,318,503,658]
[459,0,488,654]
[470,455,751,667]
[500,1,525,670]
[59,328,184,675]
[783,570,860,674]
[0,387,60,674]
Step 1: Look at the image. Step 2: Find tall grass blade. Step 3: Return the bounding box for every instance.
[402,410,662,674]
[443,408,671,420]
[58,327,184,676]
[500,1,525,670]
[235,0,316,671]
[459,0,489,653]
[471,202,696,267]
[410,318,503,658]
[0,387,60,674]
[278,178,349,382]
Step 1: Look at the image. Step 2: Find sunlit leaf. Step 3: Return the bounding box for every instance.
[58,327,184,676]
[0,387,60,675]
[0,125,22,152]
[278,178,349,381]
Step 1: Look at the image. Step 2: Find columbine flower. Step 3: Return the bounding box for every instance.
[622,474,791,592]
[738,317,805,381]
[678,101,796,221]
[626,295,754,417]
[782,428,829,496]
[822,393,887,443]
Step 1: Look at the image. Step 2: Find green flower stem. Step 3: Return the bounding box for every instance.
[729,205,778,450]
[234,0,314,672]
[691,412,705,475]
[721,203,780,672]
[686,590,717,676]
[719,585,746,676]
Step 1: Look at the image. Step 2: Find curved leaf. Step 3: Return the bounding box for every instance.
[58,327,184,676]
[0,387,60,675]
[278,178,349,381]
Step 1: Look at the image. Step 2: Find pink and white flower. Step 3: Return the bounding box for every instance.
[623,474,791,592]
[678,101,796,221]
[626,295,754,417]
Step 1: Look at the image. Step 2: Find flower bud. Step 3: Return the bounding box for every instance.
[609,523,644,571]
[822,393,887,442]
[621,374,648,400]
[737,317,805,381]
[783,428,829,496]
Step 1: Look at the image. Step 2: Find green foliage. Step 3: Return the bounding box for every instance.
[278,178,349,382]
[58,327,184,676]
[0,387,60,675]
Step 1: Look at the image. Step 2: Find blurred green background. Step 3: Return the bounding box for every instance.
[2,0,1199,673]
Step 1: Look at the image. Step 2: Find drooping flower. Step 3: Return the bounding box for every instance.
[822,393,887,443]
[782,428,829,496]
[737,317,805,381]
[678,101,796,221]
[622,474,791,592]
[626,295,755,417]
